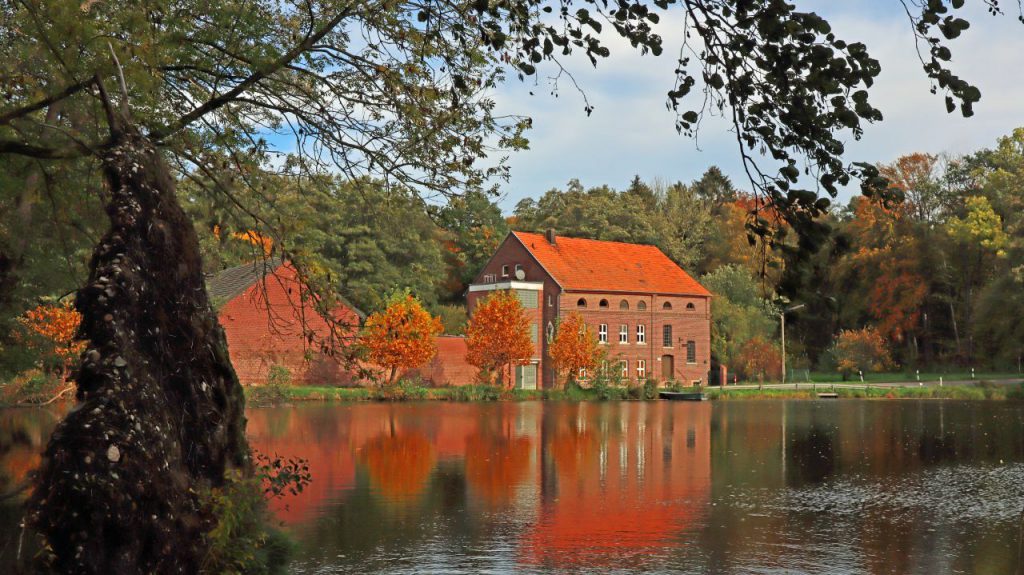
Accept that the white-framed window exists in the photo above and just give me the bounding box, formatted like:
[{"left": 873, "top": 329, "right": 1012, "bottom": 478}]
[
  {"left": 619, "top": 324, "right": 628, "bottom": 343},
  {"left": 637, "top": 360, "right": 646, "bottom": 379},
  {"left": 501, "top": 264, "right": 509, "bottom": 277},
  {"left": 637, "top": 324, "right": 646, "bottom": 344},
  {"left": 579, "top": 367, "right": 588, "bottom": 382},
  {"left": 620, "top": 360, "right": 628, "bottom": 378},
  {"left": 599, "top": 324, "right": 608, "bottom": 343}
]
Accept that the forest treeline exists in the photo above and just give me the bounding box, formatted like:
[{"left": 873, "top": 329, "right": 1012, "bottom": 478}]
[{"left": 3, "top": 129, "right": 1023, "bottom": 381}]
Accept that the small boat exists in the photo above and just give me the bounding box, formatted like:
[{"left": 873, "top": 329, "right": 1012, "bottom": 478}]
[{"left": 659, "top": 391, "right": 708, "bottom": 401}]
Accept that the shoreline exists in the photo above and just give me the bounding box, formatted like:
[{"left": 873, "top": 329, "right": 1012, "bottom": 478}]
[{"left": 246, "top": 379, "right": 1024, "bottom": 405}]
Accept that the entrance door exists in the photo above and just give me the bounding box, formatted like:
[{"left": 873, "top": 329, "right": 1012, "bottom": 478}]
[
  {"left": 661, "top": 355, "right": 674, "bottom": 382},
  {"left": 516, "top": 364, "right": 538, "bottom": 390}
]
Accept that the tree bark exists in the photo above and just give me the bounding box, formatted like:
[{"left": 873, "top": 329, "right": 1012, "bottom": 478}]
[{"left": 28, "top": 126, "right": 249, "bottom": 574}]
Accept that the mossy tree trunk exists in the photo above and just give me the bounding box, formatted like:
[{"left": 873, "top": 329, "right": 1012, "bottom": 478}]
[{"left": 28, "top": 125, "right": 249, "bottom": 574}]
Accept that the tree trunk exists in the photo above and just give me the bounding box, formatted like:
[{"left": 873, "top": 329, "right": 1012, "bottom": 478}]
[{"left": 28, "top": 127, "right": 249, "bottom": 574}]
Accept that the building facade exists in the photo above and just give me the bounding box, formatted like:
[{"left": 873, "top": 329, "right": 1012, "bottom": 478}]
[
  {"left": 208, "top": 259, "right": 364, "bottom": 386},
  {"left": 467, "top": 231, "right": 712, "bottom": 389}
]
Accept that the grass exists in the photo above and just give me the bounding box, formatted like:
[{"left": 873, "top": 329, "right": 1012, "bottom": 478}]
[
  {"left": 246, "top": 382, "right": 658, "bottom": 404},
  {"left": 784, "top": 370, "right": 1021, "bottom": 385},
  {"left": 709, "top": 381, "right": 1024, "bottom": 401},
  {"left": 245, "top": 379, "right": 1024, "bottom": 404}
]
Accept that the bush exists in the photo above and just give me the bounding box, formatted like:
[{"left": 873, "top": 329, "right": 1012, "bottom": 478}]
[
  {"left": 201, "top": 475, "right": 293, "bottom": 574},
  {"left": 248, "top": 366, "right": 291, "bottom": 406},
  {"left": 0, "top": 369, "right": 70, "bottom": 404},
  {"left": 642, "top": 378, "right": 659, "bottom": 400},
  {"left": 833, "top": 328, "right": 892, "bottom": 379}
]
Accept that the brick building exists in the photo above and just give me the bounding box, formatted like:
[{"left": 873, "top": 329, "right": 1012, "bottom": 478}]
[
  {"left": 207, "top": 259, "right": 364, "bottom": 386},
  {"left": 467, "top": 231, "right": 712, "bottom": 389}
]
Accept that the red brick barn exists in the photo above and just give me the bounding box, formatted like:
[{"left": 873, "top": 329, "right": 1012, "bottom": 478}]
[
  {"left": 467, "top": 231, "right": 712, "bottom": 389},
  {"left": 207, "top": 259, "right": 364, "bottom": 386}
]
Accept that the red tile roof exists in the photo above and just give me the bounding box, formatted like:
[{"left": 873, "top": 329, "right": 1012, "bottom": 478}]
[{"left": 512, "top": 231, "right": 711, "bottom": 296}]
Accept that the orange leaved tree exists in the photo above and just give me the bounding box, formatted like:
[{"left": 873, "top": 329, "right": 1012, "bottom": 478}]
[
  {"left": 18, "top": 301, "right": 85, "bottom": 379},
  {"left": 465, "top": 290, "right": 533, "bottom": 388},
  {"left": 547, "top": 312, "right": 603, "bottom": 388},
  {"left": 361, "top": 293, "right": 443, "bottom": 386},
  {"left": 735, "top": 336, "right": 782, "bottom": 384},
  {"left": 833, "top": 328, "right": 892, "bottom": 380}
]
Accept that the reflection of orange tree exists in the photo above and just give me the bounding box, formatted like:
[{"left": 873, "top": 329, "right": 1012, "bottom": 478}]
[
  {"left": 464, "top": 432, "right": 531, "bottom": 506},
  {"left": 359, "top": 432, "right": 435, "bottom": 497},
  {"left": 549, "top": 424, "right": 598, "bottom": 479}
]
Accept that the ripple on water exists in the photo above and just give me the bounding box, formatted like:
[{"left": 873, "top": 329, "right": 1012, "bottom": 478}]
[{"left": 735, "top": 463, "right": 1024, "bottom": 523}]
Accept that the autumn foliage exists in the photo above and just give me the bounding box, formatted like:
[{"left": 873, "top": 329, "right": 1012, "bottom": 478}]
[
  {"left": 833, "top": 328, "right": 892, "bottom": 378},
  {"left": 18, "top": 301, "right": 85, "bottom": 379},
  {"left": 465, "top": 290, "right": 533, "bottom": 388},
  {"left": 361, "top": 293, "right": 443, "bottom": 385},
  {"left": 735, "top": 337, "right": 782, "bottom": 383},
  {"left": 547, "top": 312, "right": 603, "bottom": 388}
]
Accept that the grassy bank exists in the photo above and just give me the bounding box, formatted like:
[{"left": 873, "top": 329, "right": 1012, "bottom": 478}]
[
  {"left": 247, "top": 380, "right": 1024, "bottom": 405},
  {"left": 709, "top": 381, "right": 1024, "bottom": 401},
  {"left": 783, "top": 370, "right": 1021, "bottom": 385}
]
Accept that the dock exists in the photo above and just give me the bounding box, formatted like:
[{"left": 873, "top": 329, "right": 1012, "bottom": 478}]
[
  {"left": 817, "top": 392, "right": 839, "bottom": 399},
  {"left": 659, "top": 391, "right": 708, "bottom": 401}
]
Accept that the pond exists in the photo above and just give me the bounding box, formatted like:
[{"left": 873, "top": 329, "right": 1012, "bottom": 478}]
[{"left": 2, "top": 400, "right": 1023, "bottom": 573}]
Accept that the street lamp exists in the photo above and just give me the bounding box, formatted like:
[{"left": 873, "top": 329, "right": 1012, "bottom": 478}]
[{"left": 781, "top": 304, "right": 805, "bottom": 385}]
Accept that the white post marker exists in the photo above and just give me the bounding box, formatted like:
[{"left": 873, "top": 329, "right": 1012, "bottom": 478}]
[{"left": 939, "top": 376, "right": 943, "bottom": 387}]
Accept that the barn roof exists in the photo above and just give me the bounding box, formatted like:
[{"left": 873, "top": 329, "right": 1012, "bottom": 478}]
[{"left": 511, "top": 231, "right": 711, "bottom": 296}]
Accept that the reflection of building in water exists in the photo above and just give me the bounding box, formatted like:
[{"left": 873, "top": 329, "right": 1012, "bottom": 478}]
[
  {"left": 519, "top": 402, "right": 712, "bottom": 569},
  {"left": 247, "top": 402, "right": 711, "bottom": 571}
]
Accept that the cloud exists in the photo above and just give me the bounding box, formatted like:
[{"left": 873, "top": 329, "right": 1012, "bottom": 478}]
[{"left": 492, "top": 2, "right": 1024, "bottom": 211}]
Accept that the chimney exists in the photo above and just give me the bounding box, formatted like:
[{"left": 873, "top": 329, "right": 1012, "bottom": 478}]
[{"left": 545, "top": 229, "right": 556, "bottom": 245}]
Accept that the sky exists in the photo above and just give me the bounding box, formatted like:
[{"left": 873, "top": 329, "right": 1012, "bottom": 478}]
[{"left": 487, "top": 1, "right": 1024, "bottom": 213}]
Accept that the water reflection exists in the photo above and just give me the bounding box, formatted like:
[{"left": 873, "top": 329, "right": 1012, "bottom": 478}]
[{"left": 3, "top": 400, "right": 1023, "bottom": 573}]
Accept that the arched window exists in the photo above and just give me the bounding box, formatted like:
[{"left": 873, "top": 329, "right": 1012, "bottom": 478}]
[
  {"left": 619, "top": 299, "right": 629, "bottom": 310},
  {"left": 599, "top": 299, "right": 609, "bottom": 309},
  {"left": 686, "top": 302, "right": 696, "bottom": 311},
  {"left": 637, "top": 301, "right": 647, "bottom": 311},
  {"left": 577, "top": 298, "right": 587, "bottom": 308},
  {"left": 662, "top": 302, "right": 672, "bottom": 310}
]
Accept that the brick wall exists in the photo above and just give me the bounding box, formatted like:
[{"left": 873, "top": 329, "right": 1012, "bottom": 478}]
[
  {"left": 404, "top": 336, "right": 478, "bottom": 386},
  {"left": 217, "top": 264, "right": 360, "bottom": 386},
  {"left": 558, "top": 291, "right": 712, "bottom": 386}
]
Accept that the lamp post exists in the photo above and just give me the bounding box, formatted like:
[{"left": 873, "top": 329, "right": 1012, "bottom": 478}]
[{"left": 781, "top": 304, "right": 805, "bottom": 385}]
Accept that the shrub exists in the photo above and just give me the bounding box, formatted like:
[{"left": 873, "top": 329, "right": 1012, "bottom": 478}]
[
  {"left": 833, "top": 327, "right": 892, "bottom": 379},
  {"left": 249, "top": 366, "right": 291, "bottom": 406},
  {"left": 201, "top": 451, "right": 310, "bottom": 574},
  {"left": 735, "top": 337, "right": 782, "bottom": 382},
  {"left": 643, "top": 378, "right": 659, "bottom": 400}
]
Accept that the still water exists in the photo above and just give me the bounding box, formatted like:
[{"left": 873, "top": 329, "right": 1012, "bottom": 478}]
[{"left": 2, "top": 400, "right": 1023, "bottom": 573}]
